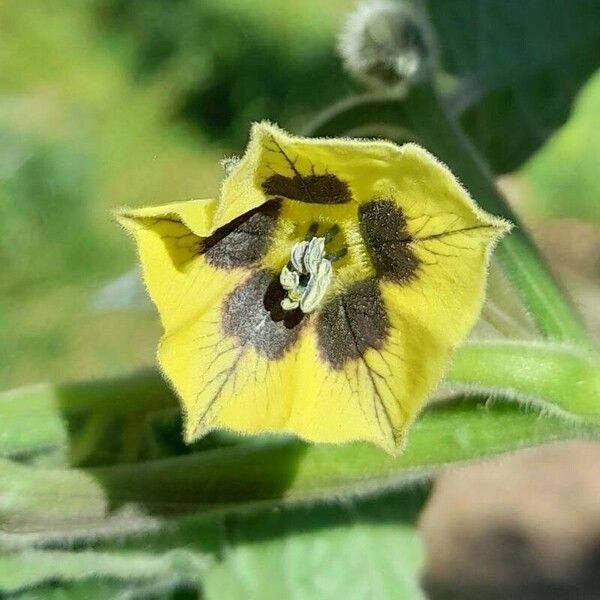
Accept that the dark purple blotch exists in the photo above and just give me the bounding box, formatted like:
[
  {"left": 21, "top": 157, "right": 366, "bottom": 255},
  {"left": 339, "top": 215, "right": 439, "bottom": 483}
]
[
  {"left": 262, "top": 173, "right": 351, "bottom": 204},
  {"left": 222, "top": 269, "right": 305, "bottom": 359},
  {"left": 359, "top": 200, "right": 419, "bottom": 283},
  {"left": 203, "top": 200, "right": 281, "bottom": 269},
  {"left": 317, "top": 278, "right": 388, "bottom": 369}
]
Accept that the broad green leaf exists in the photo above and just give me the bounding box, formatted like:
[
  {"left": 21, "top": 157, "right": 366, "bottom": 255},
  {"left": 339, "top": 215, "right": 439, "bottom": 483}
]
[
  {"left": 426, "top": 0, "right": 600, "bottom": 172},
  {"left": 0, "top": 370, "right": 175, "bottom": 465},
  {"left": 202, "top": 488, "right": 428, "bottom": 600},
  {"left": 2, "top": 491, "right": 427, "bottom": 599},
  {"left": 525, "top": 70, "right": 600, "bottom": 220}
]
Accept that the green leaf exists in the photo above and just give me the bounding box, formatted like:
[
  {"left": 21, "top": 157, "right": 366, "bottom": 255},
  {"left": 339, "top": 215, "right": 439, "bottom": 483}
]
[
  {"left": 2, "top": 491, "right": 427, "bottom": 599},
  {"left": 524, "top": 70, "right": 600, "bottom": 220},
  {"left": 202, "top": 488, "right": 428, "bottom": 600},
  {"left": 427, "top": 0, "right": 600, "bottom": 172},
  {"left": 0, "top": 370, "right": 175, "bottom": 464}
]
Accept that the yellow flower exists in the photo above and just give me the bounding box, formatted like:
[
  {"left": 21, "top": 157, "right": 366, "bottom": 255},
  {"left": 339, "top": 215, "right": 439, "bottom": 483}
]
[{"left": 118, "top": 122, "right": 510, "bottom": 453}]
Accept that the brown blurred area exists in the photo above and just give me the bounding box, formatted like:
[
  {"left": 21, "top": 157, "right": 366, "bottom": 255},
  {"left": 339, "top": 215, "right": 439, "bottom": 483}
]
[
  {"left": 423, "top": 441, "right": 600, "bottom": 599},
  {"left": 422, "top": 183, "right": 600, "bottom": 599}
]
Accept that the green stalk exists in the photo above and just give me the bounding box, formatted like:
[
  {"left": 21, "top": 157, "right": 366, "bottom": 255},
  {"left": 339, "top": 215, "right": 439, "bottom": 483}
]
[
  {"left": 2, "top": 339, "right": 598, "bottom": 542},
  {"left": 448, "top": 341, "right": 600, "bottom": 417},
  {"left": 2, "top": 395, "right": 597, "bottom": 543},
  {"left": 307, "top": 83, "right": 590, "bottom": 345}
]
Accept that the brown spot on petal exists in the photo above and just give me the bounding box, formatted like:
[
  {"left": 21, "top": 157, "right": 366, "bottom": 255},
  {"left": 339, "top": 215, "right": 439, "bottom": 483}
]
[
  {"left": 262, "top": 173, "right": 351, "bottom": 204},
  {"left": 203, "top": 200, "right": 280, "bottom": 269},
  {"left": 317, "top": 278, "right": 388, "bottom": 369},
  {"left": 359, "top": 200, "right": 419, "bottom": 283},
  {"left": 222, "top": 269, "right": 305, "bottom": 359}
]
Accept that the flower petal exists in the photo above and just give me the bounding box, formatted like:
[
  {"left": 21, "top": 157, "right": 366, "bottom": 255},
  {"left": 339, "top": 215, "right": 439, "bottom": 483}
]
[
  {"left": 356, "top": 143, "right": 511, "bottom": 251},
  {"left": 161, "top": 269, "right": 306, "bottom": 442},
  {"left": 225, "top": 121, "right": 355, "bottom": 210},
  {"left": 150, "top": 263, "right": 396, "bottom": 450},
  {"left": 116, "top": 199, "right": 280, "bottom": 332},
  {"left": 117, "top": 200, "right": 218, "bottom": 331},
  {"left": 168, "top": 273, "right": 399, "bottom": 450}
]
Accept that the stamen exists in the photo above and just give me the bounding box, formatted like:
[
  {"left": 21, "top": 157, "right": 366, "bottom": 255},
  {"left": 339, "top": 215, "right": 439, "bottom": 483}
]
[
  {"left": 303, "top": 237, "right": 326, "bottom": 274},
  {"left": 306, "top": 222, "right": 319, "bottom": 240},
  {"left": 291, "top": 240, "right": 309, "bottom": 272},
  {"left": 324, "top": 224, "right": 340, "bottom": 243},
  {"left": 280, "top": 236, "right": 332, "bottom": 314},
  {"left": 326, "top": 247, "right": 348, "bottom": 263}
]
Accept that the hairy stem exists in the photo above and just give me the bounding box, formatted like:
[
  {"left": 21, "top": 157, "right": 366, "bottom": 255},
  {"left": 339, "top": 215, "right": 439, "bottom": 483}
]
[
  {"left": 2, "top": 339, "right": 598, "bottom": 461},
  {"left": 448, "top": 341, "right": 600, "bottom": 418},
  {"left": 2, "top": 395, "right": 597, "bottom": 544}
]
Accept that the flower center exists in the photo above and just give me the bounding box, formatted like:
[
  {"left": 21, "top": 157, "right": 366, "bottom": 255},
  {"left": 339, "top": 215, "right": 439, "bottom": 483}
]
[{"left": 279, "top": 224, "right": 346, "bottom": 313}]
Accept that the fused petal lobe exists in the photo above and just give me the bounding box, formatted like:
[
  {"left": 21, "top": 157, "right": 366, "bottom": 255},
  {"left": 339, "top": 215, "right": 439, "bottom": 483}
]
[{"left": 120, "top": 122, "right": 511, "bottom": 454}]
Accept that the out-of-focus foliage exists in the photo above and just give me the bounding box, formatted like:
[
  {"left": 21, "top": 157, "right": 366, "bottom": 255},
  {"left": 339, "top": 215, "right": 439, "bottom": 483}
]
[
  {"left": 525, "top": 70, "right": 600, "bottom": 221},
  {"left": 0, "top": 0, "right": 355, "bottom": 387},
  {"left": 0, "top": 1, "right": 220, "bottom": 385},
  {"left": 0, "top": 0, "right": 597, "bottom": 389},
  {"left": 0, "top": 132, "right": 102, "bottom": 287},
  {"left": 428, "top": 0, "right": 600, "bottom": 174},
  {"left": 1, "top": 487, "right": 427, "bottom": 599},
  {"left": 200, "top": 489, "right": 427, "bottom": 600},
  {"left": 98, "top": 0, "right": 355, "bottom": 146}
]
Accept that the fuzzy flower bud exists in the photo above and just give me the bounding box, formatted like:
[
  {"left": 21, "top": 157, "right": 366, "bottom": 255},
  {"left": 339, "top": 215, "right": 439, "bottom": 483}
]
[{"left": 339, "top": 1, "right": 436, "bottom": 90}]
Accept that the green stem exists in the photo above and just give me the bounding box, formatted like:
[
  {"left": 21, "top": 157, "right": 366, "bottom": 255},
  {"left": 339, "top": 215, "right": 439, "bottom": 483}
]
[
  {"left": 448, "top": 342, "right": 600, "bottom": 418},
  {"left": 2, "top": 396, "right": 597, "bottom": 542},
  {"left": 307, "top": 83, "right": 590, "bottom": 345}
]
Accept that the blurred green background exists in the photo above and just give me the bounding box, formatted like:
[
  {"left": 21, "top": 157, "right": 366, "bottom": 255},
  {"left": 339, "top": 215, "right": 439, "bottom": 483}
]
[{"left": 1, "top": 0, "right": 598, "bottom": 389}]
